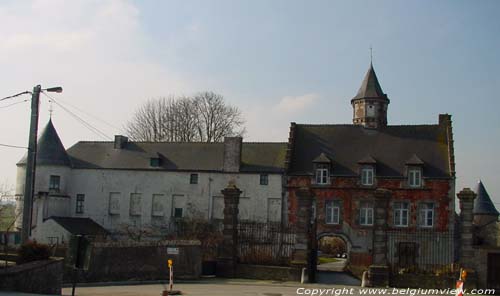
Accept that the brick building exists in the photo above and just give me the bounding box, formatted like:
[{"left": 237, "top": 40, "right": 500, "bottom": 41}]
[{"left": 285, "top": 63, "right": 456, "bottom": 267}]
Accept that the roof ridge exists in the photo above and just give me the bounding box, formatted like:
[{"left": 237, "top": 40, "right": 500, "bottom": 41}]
[{"left": 295, "top": 123, "right": 439, "bottom": 127}]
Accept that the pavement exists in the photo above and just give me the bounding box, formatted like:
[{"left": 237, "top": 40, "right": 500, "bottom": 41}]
[{"left": 317, "top": 258, "right": 347, "bottom": 272}]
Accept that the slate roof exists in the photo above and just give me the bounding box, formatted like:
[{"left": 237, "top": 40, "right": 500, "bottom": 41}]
[
  {"left": 66, "top": 141, "right": 287, "bottom": 173},
  {"left": 473, "top": 181, "right": 499, "bottom": 216},
  {"left": 352, "top": 63, "right": 388, "bottom": 101},
  {"left": 17, "top": 119, "right": 71, "bottom": 166},
  {"left": 288, "top": 124, "right": 451, "bottom": 177},
  {"left": 50, "top": 217, "right": 108, "bottom": 235}
]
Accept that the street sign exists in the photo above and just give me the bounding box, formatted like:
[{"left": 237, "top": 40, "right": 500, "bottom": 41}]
[{"left": 167, "top": 247, "right": 179, "bottom": 255}]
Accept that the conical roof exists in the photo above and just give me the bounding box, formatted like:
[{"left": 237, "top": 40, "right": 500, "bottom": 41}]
[
  {"left": 473, "top": 181, "right": 499, "bottom": 216},
  {"left": 17, "top": 119, "right": 71, "bottom": 166},
  {"left": 352, "top": 63, "right": 388, "bottom": 100}
]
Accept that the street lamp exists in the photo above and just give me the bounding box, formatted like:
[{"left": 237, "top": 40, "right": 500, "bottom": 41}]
[{"left": 21, "top": 85, "right": 63, "bottom": 244}]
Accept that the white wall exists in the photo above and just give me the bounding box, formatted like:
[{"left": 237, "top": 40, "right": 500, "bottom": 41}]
[
  {"left": 64, "top": 169, "right": 283, "bottom": 231},
  {"left": 32, "top": 218, "right": 71, "bottom": 245}
]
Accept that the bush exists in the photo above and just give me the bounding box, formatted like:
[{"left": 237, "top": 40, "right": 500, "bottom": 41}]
[{"left": 17, "top": 240, "right": 51, "bottom": 264}]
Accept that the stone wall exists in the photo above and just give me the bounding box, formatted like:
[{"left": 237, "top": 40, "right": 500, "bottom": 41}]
[
  {"left": 0, "top": 258, "right": 64, "bottom": 295},
  {"left": 235, "top": 264, "right": 301, "bottom": 282},
  {"left": 76, "top": 240, "right": 201, "bottom": 282}
]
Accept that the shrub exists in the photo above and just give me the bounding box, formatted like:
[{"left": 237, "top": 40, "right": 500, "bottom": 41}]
[{"left": 17, "top": 240, "right": 51, "bottom": 264}]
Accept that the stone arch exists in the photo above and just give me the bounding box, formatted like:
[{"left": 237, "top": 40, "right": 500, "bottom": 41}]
[{"left": 317, "top": 232, "right": 353, "bottom": 262}]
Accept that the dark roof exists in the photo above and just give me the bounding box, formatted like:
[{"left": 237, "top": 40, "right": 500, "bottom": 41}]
[
  {"left": 358, "top": 155, "right": 377, "bottom": 164},
  {"left": 17, "top": 119, "right": 71, "bottom": 166},
  {"left": 66, "top": 141, "right": 286, "bottom": 173},
  {"left": 473, "top": 181, "right": 499, "bottom": 216},
  {"left": 313, "top": 153, "right": 332, "bottom": 163},
  {"left": 288, "top": 124, "right": 451, "bottom": 177},
  {"left": 406, "top": 154, "right": 425, "bottom": 165},
  {"left": 352, "top": 63, "right": 388, "bottom": 101},
  {"left": 50, "top": 217, "right": 108, "bottom": 235}
]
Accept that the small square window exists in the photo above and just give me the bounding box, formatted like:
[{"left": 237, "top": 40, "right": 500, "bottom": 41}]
[
  {"left": 150, "top": 158, "right": 161, "bottom": 167},
  {"left": 174, "top": 208, "right": 183, "bottom": 218},
  {"left": 49, "top": 175, "right": 60, "bottom": 191},
  {"left": 190, "top": 174, "right": 198, "bottom": 184},
  {"left": 75, "top": 194, "right": 85, "bottom": 214},
  {"left": 260, "top": 174, "right": 269, "bottom": 185}
]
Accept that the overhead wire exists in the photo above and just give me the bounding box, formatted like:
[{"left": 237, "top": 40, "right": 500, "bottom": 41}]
[
  {"left": 0, "top": 90, "right": 31, "bottom": 102},
  {"left": 0, "top": 99, "right": 29, "bottom": 109},
  {"left": 42, "top": 92, "right": 112, "bottom": 140},
  {"left": 0, "top": 143, "right": 27, "bottom": 149}
]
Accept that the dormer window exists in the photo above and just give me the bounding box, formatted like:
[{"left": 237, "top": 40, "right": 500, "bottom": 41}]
[
  {"left": 312, "top": 152, "right": 332, "bottom": 185},
  {"left": 405, "top": 154, "right": 424, "bottom": 188},
  {"left": 358, "top": 156, "right": 377, "bottom": 186},
  {"left": 315, "top": 164, "right": 329, "bottom": 185},
  {"left": 408, "top": 168, "right": 422, "bottom": 187},
  {"left": 361, "top": 167, "right": 374, "bottom": 186}
]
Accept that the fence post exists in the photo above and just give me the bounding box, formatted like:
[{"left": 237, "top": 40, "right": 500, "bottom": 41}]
[
  {"left": 368, "top": 188, "right": 391, "bottom": 287},
  {"left": 457, "top": 188, "right": 476, "bottom": 270},
  {"left": 291, "top": 187, "right": 313, "bottom": 282},
  {"left": 216, "top": 181, "right": 241, "bottom": 277}
]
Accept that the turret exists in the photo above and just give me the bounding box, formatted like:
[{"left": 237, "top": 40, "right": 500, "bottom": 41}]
[{"left": 351, "top": 63, "right": 390, "bottom": 129}]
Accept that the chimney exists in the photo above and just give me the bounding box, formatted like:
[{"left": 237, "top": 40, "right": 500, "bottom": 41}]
[
  {"left": 223, "top": 137, "right": 242, "bottom": 172},
  {"left": 439, "top": 114, "right": 451, "bottom": 126},
  {"left": 114, "top": 135, "right": 128, "bottom": 149}
]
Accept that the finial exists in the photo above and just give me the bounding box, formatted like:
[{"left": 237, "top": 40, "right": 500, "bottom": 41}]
[
  {"left": 369, "top": 45, "right": 373, "bottom": 65},
  {"left": 49, "top": 100, "right": 54, "bottom": 118}
]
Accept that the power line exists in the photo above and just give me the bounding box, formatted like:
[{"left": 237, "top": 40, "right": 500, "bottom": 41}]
[
  {"left": 42, "top": 92, "right": 112, "bottom": 140},
  {"left": 1, "top": 91, "right": 31, "bottom": 102},
  {"left": 53, "top": 96, "right": 122, "bottom": 131},
  {"left": 0, "top": 99, "right": 29, "bottom": 109},
  {"left": 0, "top": 143, "right": 27, "bottom": 149}
]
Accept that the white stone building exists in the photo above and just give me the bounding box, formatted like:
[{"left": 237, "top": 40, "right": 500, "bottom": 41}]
[{"left": 15, "top": 120, "right": 286, "bottom": 244}]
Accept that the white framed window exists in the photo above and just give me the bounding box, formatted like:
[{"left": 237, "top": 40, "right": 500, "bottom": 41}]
[
  {"left": 419, "top": 203, "right": 434, "bottom": 227},
  {"left": 360, "top": 205, "right": 374, "bottom": 226},
  {"left": 129, "top": 193, "right": 142, "bottom": 216},
  {"left": 361, "top": 167, "right": 374, "bottom": 186},
  {"left": 393, "top": 202, "right": 409, "bottom": 227},
  {"left": 49, "top": 175, "right": 60, "bottom": 191},
  {"left": 315, "top": 164, "right": 329, "bottom": 185},
  {"left": 325, "top": 200, "right": 340, "bottom": 224},
  {"left": 408, "top": 168, "right": 422, "bottom": 187},
  {"left": 108, "top": 192, "right": 121, "bottom": 215},
  {"left": 151, "top": 194, "right": 165, "bottom": 217}
]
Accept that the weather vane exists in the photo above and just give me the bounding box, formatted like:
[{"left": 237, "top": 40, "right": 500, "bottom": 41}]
[
  {"left": 370, "top": 45, "right": 373, "bottom": 64},
  {"left": 49, "top": 100, "right": 54, "bottom": 118}
]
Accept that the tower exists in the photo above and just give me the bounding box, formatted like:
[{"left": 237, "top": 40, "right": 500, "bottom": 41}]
[{"left": 351, "top": 63, "right": 390, "bottom": 128}]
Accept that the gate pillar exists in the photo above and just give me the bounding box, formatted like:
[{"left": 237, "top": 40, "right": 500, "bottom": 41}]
[{"left": 368, "top": 188, "right": 391, "bottom": 286}]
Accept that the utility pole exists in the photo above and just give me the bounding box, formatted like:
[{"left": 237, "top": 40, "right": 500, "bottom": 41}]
[{"left": 21, "top": 85, "right": 41, "bottom": 244}]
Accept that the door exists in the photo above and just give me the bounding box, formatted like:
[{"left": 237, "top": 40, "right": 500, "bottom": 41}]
[{"left": 487, "top": 253, "right": 500, "bottom": 289}]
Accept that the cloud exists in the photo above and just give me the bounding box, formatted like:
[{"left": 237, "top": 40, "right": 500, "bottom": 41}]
[{"left": 274, "top": 93, "right": 319, "bottom": 114}]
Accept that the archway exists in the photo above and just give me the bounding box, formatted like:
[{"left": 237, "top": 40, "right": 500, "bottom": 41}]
[
  {"left": 314, "top": 233, "right": 361, "bottom": 286},
  {"left": 316, "top": 233, "right": 351, "bottom": 272}
]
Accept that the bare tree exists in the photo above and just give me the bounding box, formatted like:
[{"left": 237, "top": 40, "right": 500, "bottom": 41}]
[{"left": 125, "top": 92, "right": 245, "bottom": 142}]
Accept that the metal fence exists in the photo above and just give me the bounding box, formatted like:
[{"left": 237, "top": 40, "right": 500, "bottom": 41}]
[
  {"left": 387, "top": 229, "right": 457, "bottom": 275},
  {"left": 237, "top": 222, "right": 296, "bottom": 266}
]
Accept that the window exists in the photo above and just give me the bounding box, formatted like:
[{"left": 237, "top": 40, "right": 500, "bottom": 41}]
[
  {"left": 150, "top": 157, "right": 161, "bottom": 167},
  {"left": 361, "top": 167, "right": 374, "bottom": 186},
  {"left": 75, "top": 194, "right": 85, "bottom": 214},
  {"left": 394, "top": 202, "right": 409, "bottom": 227},
  {"left": 129, "top": 193, "right": 142, "bottom": 216},
  {"left": 151, "top": 194, "right": 165, "bottom": 217},
  {"left": 360, "top": 204, "right": 373, "bottom": 226},
  {"left": 190, "top": 173, "right": 198, "bottom": 184},
  {"left": 325, "top": 200, "right": 340, "bottom": 224},
  {"left": 174, "top": 208, "right": 183, "bottom": 218},
  {"left": 315, "top": 164, "right": 329, "bottom": 185},
  {"left": 49, "top": 175, "right": 60, "bottom": 191},
  {"left": 260, "top": 174, "right": 269, "bottom": 185},
  {"left": 408, "top": 168, "right": 422, "bottom": 187},
  {"left": 108, "top": 192, "right": 121, "bottom": 215},
  {"left": 419, "top": 203, "right": 434, "bottom": 227}
]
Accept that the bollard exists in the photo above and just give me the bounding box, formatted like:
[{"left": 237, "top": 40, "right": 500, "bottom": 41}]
[{"left": 162, "top": 259, "right": 181, "bottom": 296}]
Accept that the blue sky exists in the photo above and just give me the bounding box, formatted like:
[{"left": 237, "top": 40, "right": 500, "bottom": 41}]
[{"left": 0, "top": 0, "right": 499, "bottom": 207}]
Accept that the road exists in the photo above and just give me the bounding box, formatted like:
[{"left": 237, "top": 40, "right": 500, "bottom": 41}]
[{"left": 317, "top": 258, "right": 347, "bottom": 272}]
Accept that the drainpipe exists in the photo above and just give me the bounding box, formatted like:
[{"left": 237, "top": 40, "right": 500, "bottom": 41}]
[{"left": 208, "top": 176, "right": 213, "bottom": 221}]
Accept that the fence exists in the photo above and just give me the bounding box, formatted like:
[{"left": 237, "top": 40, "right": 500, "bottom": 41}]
[
  {"left": 237, "top": 222, "right": 295, "bottom": 266},
  {"left": 387, "top": 229, "right": 457, "bottom": 275}
]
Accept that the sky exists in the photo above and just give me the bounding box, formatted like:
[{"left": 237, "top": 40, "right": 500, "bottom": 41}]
[{"left": 0, "top": 0, "right": 499, "bottom": 208}]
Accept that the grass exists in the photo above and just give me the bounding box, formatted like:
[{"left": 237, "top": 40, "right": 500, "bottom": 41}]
[{"left": 318, "top": 256, "right": 340, "bottom": 264}]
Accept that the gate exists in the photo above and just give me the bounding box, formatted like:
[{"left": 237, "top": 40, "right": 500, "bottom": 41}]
[{"left": 487, "top": 253, "right": 500, "bottom": 290}]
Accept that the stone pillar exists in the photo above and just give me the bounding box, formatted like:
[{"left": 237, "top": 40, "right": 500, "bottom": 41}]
[
  {"left": 457, "top": 188, "right": 477, "bottom": 269},
  {"left": 291, "top": 187, "right": 313, "bottom": 269},
  {"left": 368, "top": 188, "right": 391, "bottom": 287},
  {"left": 216, "top": 182, "right": 241, "bottom": 277}
]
